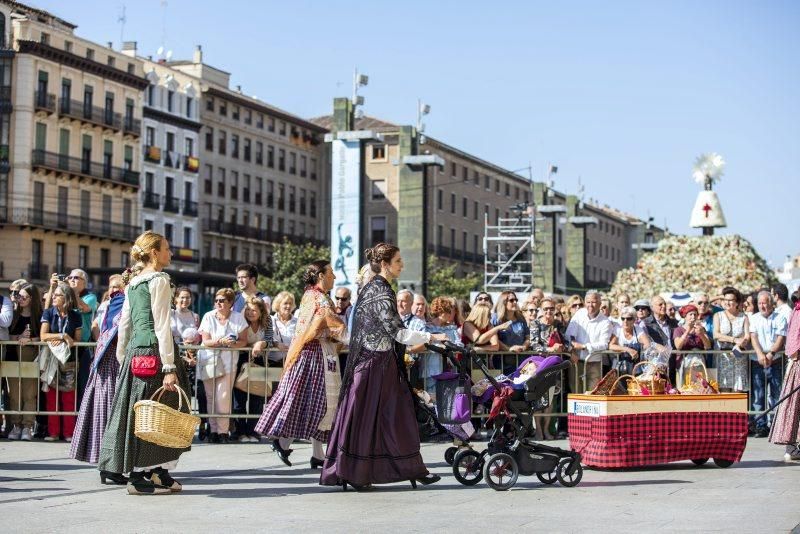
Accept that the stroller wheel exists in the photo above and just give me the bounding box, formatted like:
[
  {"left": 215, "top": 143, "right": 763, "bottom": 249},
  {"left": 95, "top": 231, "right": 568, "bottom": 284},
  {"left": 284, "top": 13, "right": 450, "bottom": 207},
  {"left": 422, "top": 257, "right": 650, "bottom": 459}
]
[
  {"left": 483, "top": 453, "right": 518, "bottom": 491},
  {"left": 556, "top": 458, "right": 583, "bottom": 487},
  {"left": 690, "top": 458, "right": 709, "bottom": 466},
  {"left": 713, "top": 458, "right": 734, "bottom": 468},
  {"left": 535, "top": 467, "right": 558, "bottom": 485},
  {"left": 444, "top": 446, "right": 458, "bottom": 466},
  {"left": 453, "top": 449, "right": 484, "bottom": 486}
]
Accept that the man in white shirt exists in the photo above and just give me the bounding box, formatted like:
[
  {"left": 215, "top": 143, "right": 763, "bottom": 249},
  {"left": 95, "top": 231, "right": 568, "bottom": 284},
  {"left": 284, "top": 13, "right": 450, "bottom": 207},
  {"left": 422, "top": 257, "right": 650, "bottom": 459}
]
[
  {"left": 566, "top": 291, "right": 612, "bottom": 393},
  {"left": 772, "top": 283, "right": 792, "bottom": 326},
  {"left": 749, "top": 290, "right": 787, "bottom": 437}
]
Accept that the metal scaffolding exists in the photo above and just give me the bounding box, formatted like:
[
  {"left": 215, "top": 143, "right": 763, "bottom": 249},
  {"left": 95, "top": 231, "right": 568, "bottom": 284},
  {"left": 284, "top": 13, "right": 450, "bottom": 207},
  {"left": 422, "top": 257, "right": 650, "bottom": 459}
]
[{"left": 483, "top": 205, "right": 537, "bottom": 293}]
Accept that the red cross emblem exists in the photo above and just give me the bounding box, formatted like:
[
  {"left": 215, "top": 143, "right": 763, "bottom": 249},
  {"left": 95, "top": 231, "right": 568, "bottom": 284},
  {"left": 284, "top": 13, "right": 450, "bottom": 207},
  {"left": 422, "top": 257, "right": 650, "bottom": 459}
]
[{"left": 702, "top": 203, "right": 712, "bottom": 218}]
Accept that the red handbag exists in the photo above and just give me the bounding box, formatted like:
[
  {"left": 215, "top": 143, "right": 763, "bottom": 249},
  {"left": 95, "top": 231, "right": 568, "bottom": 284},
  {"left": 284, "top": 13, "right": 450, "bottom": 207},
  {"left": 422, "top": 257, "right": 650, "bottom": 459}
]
[{"left": 131, "top": 354, "right": 159, "bottom": 378}]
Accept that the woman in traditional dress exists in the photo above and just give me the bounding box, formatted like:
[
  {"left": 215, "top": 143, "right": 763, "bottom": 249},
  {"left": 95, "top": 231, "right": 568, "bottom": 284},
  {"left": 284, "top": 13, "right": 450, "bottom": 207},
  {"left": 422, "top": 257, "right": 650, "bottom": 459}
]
[
  {"left": 69, "top": 275, "right": 127, "bottom": 484},
  {"left": 255, "top": 260, "right": 345, "bottom": 469},
  {"left": 98, "top": 231, "right": 190, "bottom": 496},
  {"left": 320, "top": 243, "right": 447, "bottom": 490},
  {"left": 769, "top": 292, "right": 800, "bottom": 462}
]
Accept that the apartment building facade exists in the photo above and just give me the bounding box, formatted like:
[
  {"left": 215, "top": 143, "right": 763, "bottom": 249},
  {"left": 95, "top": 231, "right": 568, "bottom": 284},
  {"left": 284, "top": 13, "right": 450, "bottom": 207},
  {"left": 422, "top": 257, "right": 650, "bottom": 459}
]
[
  {"left": 127, "top": 46, "right": 202, "bottom": 273},
  {"left": 169, "top": 48, "right": 329, "bottom": 277},
  {"left": 316, "top": 107, "right": 666, "bottom": 296},
  {"left": 0, "top": 2, "right": 145, "bottom": 286}
]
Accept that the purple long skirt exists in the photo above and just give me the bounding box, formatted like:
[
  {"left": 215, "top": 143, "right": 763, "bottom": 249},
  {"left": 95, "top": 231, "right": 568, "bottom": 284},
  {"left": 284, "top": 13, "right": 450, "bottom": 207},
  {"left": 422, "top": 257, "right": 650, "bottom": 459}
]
[
  {"left": 320, "top": 349, "right": 428, "bottom": 487},
  {"left": 69, "top": 341, "right": 119, "bottom": 464}
]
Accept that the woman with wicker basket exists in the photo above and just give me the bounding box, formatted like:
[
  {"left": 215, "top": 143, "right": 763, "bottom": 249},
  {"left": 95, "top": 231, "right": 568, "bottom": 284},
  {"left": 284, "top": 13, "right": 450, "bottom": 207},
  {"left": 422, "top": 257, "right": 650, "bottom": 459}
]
[
  {"left": 98, "top": 231, "right": 191, "bottom": 496},
  {"left": 255, "top": 260, "right": 346, "bottom": 469}
]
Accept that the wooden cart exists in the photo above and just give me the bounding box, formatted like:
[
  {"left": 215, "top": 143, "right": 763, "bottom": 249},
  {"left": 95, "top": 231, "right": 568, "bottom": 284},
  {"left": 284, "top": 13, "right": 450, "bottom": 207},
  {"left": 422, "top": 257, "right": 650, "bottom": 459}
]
[{"left": 567, "top": 393, "right": 748, "bottom": 468}]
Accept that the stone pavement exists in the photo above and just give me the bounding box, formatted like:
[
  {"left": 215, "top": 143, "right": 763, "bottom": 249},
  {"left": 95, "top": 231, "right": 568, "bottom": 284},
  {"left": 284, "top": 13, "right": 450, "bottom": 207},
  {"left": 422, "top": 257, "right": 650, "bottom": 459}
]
[{"left": 1, "top": 437, "right": 799, "bottom": 533}]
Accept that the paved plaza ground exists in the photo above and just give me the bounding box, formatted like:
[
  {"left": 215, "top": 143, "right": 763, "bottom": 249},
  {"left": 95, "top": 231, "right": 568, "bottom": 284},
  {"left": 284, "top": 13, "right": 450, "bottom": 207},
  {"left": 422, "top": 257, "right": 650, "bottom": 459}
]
[{"left": 1, "top": 436, "right": 799, "bottom": 533}]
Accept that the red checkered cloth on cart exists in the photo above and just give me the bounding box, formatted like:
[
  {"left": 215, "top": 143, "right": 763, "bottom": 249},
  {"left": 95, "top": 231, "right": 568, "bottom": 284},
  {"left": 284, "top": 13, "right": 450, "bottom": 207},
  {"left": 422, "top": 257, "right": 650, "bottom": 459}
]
[{"left": 568, "top": 411, "right": 748, "bottom": 468}]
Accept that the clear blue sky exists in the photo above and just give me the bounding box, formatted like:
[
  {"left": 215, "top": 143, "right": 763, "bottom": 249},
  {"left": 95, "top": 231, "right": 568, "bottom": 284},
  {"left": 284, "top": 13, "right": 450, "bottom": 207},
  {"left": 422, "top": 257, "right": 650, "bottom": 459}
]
[{"left": 33, "top": 0, "right": 800, "bottom": 268}]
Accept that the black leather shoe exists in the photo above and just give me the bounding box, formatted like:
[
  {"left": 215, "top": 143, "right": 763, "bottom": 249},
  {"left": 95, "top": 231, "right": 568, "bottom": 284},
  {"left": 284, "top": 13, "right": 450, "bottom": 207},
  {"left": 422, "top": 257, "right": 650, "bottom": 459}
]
[
  {"left": 310, "top": 457, "right": 324, "bottom": 469},
  {"left": 100, "top": 471, "right": 128, "bottom": 485},
  {"left": 413, "top": 473, "right": 441, "bottom": 486},
  {"left": 198, "top": 422, "right": 208, "bottom": 441},
  {"left": 272, "top": 440, "right": 293, "bottom": 467}
]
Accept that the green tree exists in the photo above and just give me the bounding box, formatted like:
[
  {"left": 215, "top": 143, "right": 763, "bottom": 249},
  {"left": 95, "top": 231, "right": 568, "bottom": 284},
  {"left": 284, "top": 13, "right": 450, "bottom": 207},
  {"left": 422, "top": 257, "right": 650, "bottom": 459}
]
[
  {"left": 257, "top": 240, "right": 330, "bottom": 303},
  {"left": 426, "top": 255, "right": 481, "bottom": 300}
]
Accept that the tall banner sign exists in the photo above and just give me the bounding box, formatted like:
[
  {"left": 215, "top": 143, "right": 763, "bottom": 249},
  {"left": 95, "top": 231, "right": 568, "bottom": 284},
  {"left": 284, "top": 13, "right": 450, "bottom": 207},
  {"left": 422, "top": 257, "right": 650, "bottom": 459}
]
[{"left": 330, "top": 138, "right": 361, "bottom": 296}]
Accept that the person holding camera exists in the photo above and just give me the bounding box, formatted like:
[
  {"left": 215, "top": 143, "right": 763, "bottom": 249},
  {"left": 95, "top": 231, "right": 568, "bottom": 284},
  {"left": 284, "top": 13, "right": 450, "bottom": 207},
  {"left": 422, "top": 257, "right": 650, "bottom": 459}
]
[
  {"left": 39, "top": 282, "right": 83, "bottom": 442},
  {"left": 672, "top": 304, "right": 712, "bottom": 382},
  {"left": 198, "top": 288, "right": 248, "bottom": 443},
  {"left": 46, "top": 270, "right": 98, "bottom": 405}
]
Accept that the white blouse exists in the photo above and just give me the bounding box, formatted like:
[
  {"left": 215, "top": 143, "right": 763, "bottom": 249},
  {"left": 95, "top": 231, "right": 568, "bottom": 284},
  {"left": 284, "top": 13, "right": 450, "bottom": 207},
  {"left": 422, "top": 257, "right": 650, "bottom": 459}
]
[
  {"left": 271, "top": 313, "right": 298, "bottom": 362},
  {"left": 198, "top": 310, "right": 248, "bottom": 378}
]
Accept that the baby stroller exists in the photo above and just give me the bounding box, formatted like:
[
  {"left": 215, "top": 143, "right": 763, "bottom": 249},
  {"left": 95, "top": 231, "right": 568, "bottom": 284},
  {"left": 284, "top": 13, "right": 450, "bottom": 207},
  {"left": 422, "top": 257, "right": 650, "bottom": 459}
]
[
  {"left": 413, "top": 344, "right": 475, "bottom": 464},
  {"left": 429, "top": 342, "right": 582, "bottom": 491}
]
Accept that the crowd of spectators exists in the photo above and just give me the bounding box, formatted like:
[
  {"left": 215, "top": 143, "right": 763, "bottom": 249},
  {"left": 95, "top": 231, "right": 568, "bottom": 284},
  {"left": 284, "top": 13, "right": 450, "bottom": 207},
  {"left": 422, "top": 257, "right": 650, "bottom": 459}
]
[{"left": 1, "top": 258, "right": 796, "bottom": 443}]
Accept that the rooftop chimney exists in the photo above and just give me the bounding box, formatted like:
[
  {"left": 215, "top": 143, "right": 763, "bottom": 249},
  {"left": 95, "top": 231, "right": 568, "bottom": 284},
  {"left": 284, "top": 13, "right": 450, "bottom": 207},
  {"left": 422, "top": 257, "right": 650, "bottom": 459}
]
[
  {"left": 193, "top": 45, "right": 203, "bottom": 64},
  {"left": 236, "top": 85, "right": 242, "bottom": 93},
  {"left": 121, "top": 41, "right": 137, "bottom": 58},
  {"left": 107, "top": 41, "right": 113, "bottom": 49}
]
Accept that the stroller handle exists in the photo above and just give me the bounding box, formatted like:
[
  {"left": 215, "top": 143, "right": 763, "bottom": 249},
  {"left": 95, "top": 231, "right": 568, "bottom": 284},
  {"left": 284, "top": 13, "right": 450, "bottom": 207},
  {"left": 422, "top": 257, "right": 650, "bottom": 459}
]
[{"left": 424, "top": 342, "right": 469, "bottom": 372}]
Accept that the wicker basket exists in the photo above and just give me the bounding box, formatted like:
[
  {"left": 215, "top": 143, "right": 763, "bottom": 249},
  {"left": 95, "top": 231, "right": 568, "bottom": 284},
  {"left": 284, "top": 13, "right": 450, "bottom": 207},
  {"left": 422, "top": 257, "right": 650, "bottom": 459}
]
[
  {"left": 679, "top": 357, "right": 719, "bottom": 394},
  {"left": 626, "top": 362, "right": 666, "bottom": 395},
  {"left": 134, "top": 385, "right": 199, "bottom": 448}
]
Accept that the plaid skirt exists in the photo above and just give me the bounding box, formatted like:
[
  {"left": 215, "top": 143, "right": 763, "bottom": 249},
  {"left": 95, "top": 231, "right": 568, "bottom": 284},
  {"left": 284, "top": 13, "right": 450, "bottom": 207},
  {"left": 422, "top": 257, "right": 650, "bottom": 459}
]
[
  {"left": 69, "top": 339, "right": 119, "bottom": 463},
  {"left": 770, "top": 359, "right": 800, "bottom": 445},
  {"left": 255, "top": 340, "right": 328, "bottom": 441},
  {"left": 97, "top": 346, "right": 190, "bottom": 474}
]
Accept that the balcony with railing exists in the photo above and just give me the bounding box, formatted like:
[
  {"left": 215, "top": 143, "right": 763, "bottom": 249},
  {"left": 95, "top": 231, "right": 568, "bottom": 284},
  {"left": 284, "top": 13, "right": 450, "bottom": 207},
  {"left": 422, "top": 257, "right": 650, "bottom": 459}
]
[
  {"left": 183, "top": 199, "right": 198, "bottom": 217},
  {"left": 123, "top": 116, "right": 141, "bottom": 136},
  {"left": 171, "top": 247, "right": 200, "bottom": 264},
  {"left": 202, "top": 219, "right": 326, "bottom": 247},
  {"left": 27, "top": 262, "right": 50, "bottom": 281},
  {"left": 144, "top": 145, "right": 161, "bottom": 163},
  {"left": 143, "top": 191, "right": 160, "bottom": 209},
  {"left": 0, "top": 144, "right": 9, "bottom": 174},
  {"left": 34, "top": 91, "right": 56, "bottom": 113},
  {"left": 184, "top": 155, "right": 199, "bottom": 173},
  {"left": 58, "top": 98, "right": 123, "bottom": 131},
  {"left": 201, "top": 257, "right": 241, "bottom": 274},
  {"left": 31, "top": 149, "right": 139, "bottom": 188},
  {"left": 0, "top": 85, "right": 11, "bottom": 113},
  {"left": 10, "top": 208, "right": 139, "bottom": 242},
  {"left": 163, "top": 196, "right": 181, "bottom": 213}
]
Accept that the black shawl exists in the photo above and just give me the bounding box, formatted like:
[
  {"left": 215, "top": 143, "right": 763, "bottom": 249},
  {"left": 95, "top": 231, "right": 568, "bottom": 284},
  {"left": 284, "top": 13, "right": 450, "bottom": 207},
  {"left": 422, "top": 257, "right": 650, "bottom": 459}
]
[{"left": 339, "top": 275, "right": 406, "bottom": 401}]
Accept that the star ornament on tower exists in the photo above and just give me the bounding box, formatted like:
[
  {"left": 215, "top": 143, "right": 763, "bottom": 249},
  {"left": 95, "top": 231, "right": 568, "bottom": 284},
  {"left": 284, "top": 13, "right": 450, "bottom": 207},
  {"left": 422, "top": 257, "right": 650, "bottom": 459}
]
[{"left": 689, "top": 152, "right": 727, "bottom": 235}]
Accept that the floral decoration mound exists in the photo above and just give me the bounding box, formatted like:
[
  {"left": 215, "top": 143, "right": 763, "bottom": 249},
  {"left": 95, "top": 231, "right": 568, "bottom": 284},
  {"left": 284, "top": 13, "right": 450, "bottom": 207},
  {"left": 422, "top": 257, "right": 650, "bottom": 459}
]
[{"left": 610, "top": 235, "right": 777, "bottom": 300}]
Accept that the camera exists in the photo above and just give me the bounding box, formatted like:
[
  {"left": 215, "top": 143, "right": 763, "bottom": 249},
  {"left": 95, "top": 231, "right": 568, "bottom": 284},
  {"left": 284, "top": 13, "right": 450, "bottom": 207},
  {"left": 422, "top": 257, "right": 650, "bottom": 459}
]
[{"left": 56, "top": 274, "right": 67, "bottom": 281}]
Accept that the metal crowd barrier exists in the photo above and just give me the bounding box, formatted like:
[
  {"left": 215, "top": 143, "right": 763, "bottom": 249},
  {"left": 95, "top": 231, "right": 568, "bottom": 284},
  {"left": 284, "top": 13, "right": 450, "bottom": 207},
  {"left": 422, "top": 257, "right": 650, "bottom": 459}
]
[{"left": 0, "top": 341, "right": 788, "bottom": 430}]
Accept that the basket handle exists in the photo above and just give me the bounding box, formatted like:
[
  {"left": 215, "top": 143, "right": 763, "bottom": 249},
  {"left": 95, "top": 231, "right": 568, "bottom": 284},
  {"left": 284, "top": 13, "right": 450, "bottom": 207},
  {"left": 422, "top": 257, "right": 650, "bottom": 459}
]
[
  {"left": 631, "top": 361, "right": 654, "bottom": 375},
  {"left": 610, "top": 374, "right": 635, "bottom": 393},
  {"left": 150, "top": 384, "right": 191, "bottom": 412},
  {"left": 681, "top": 354, "right": 709, "bottom": 388}
]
